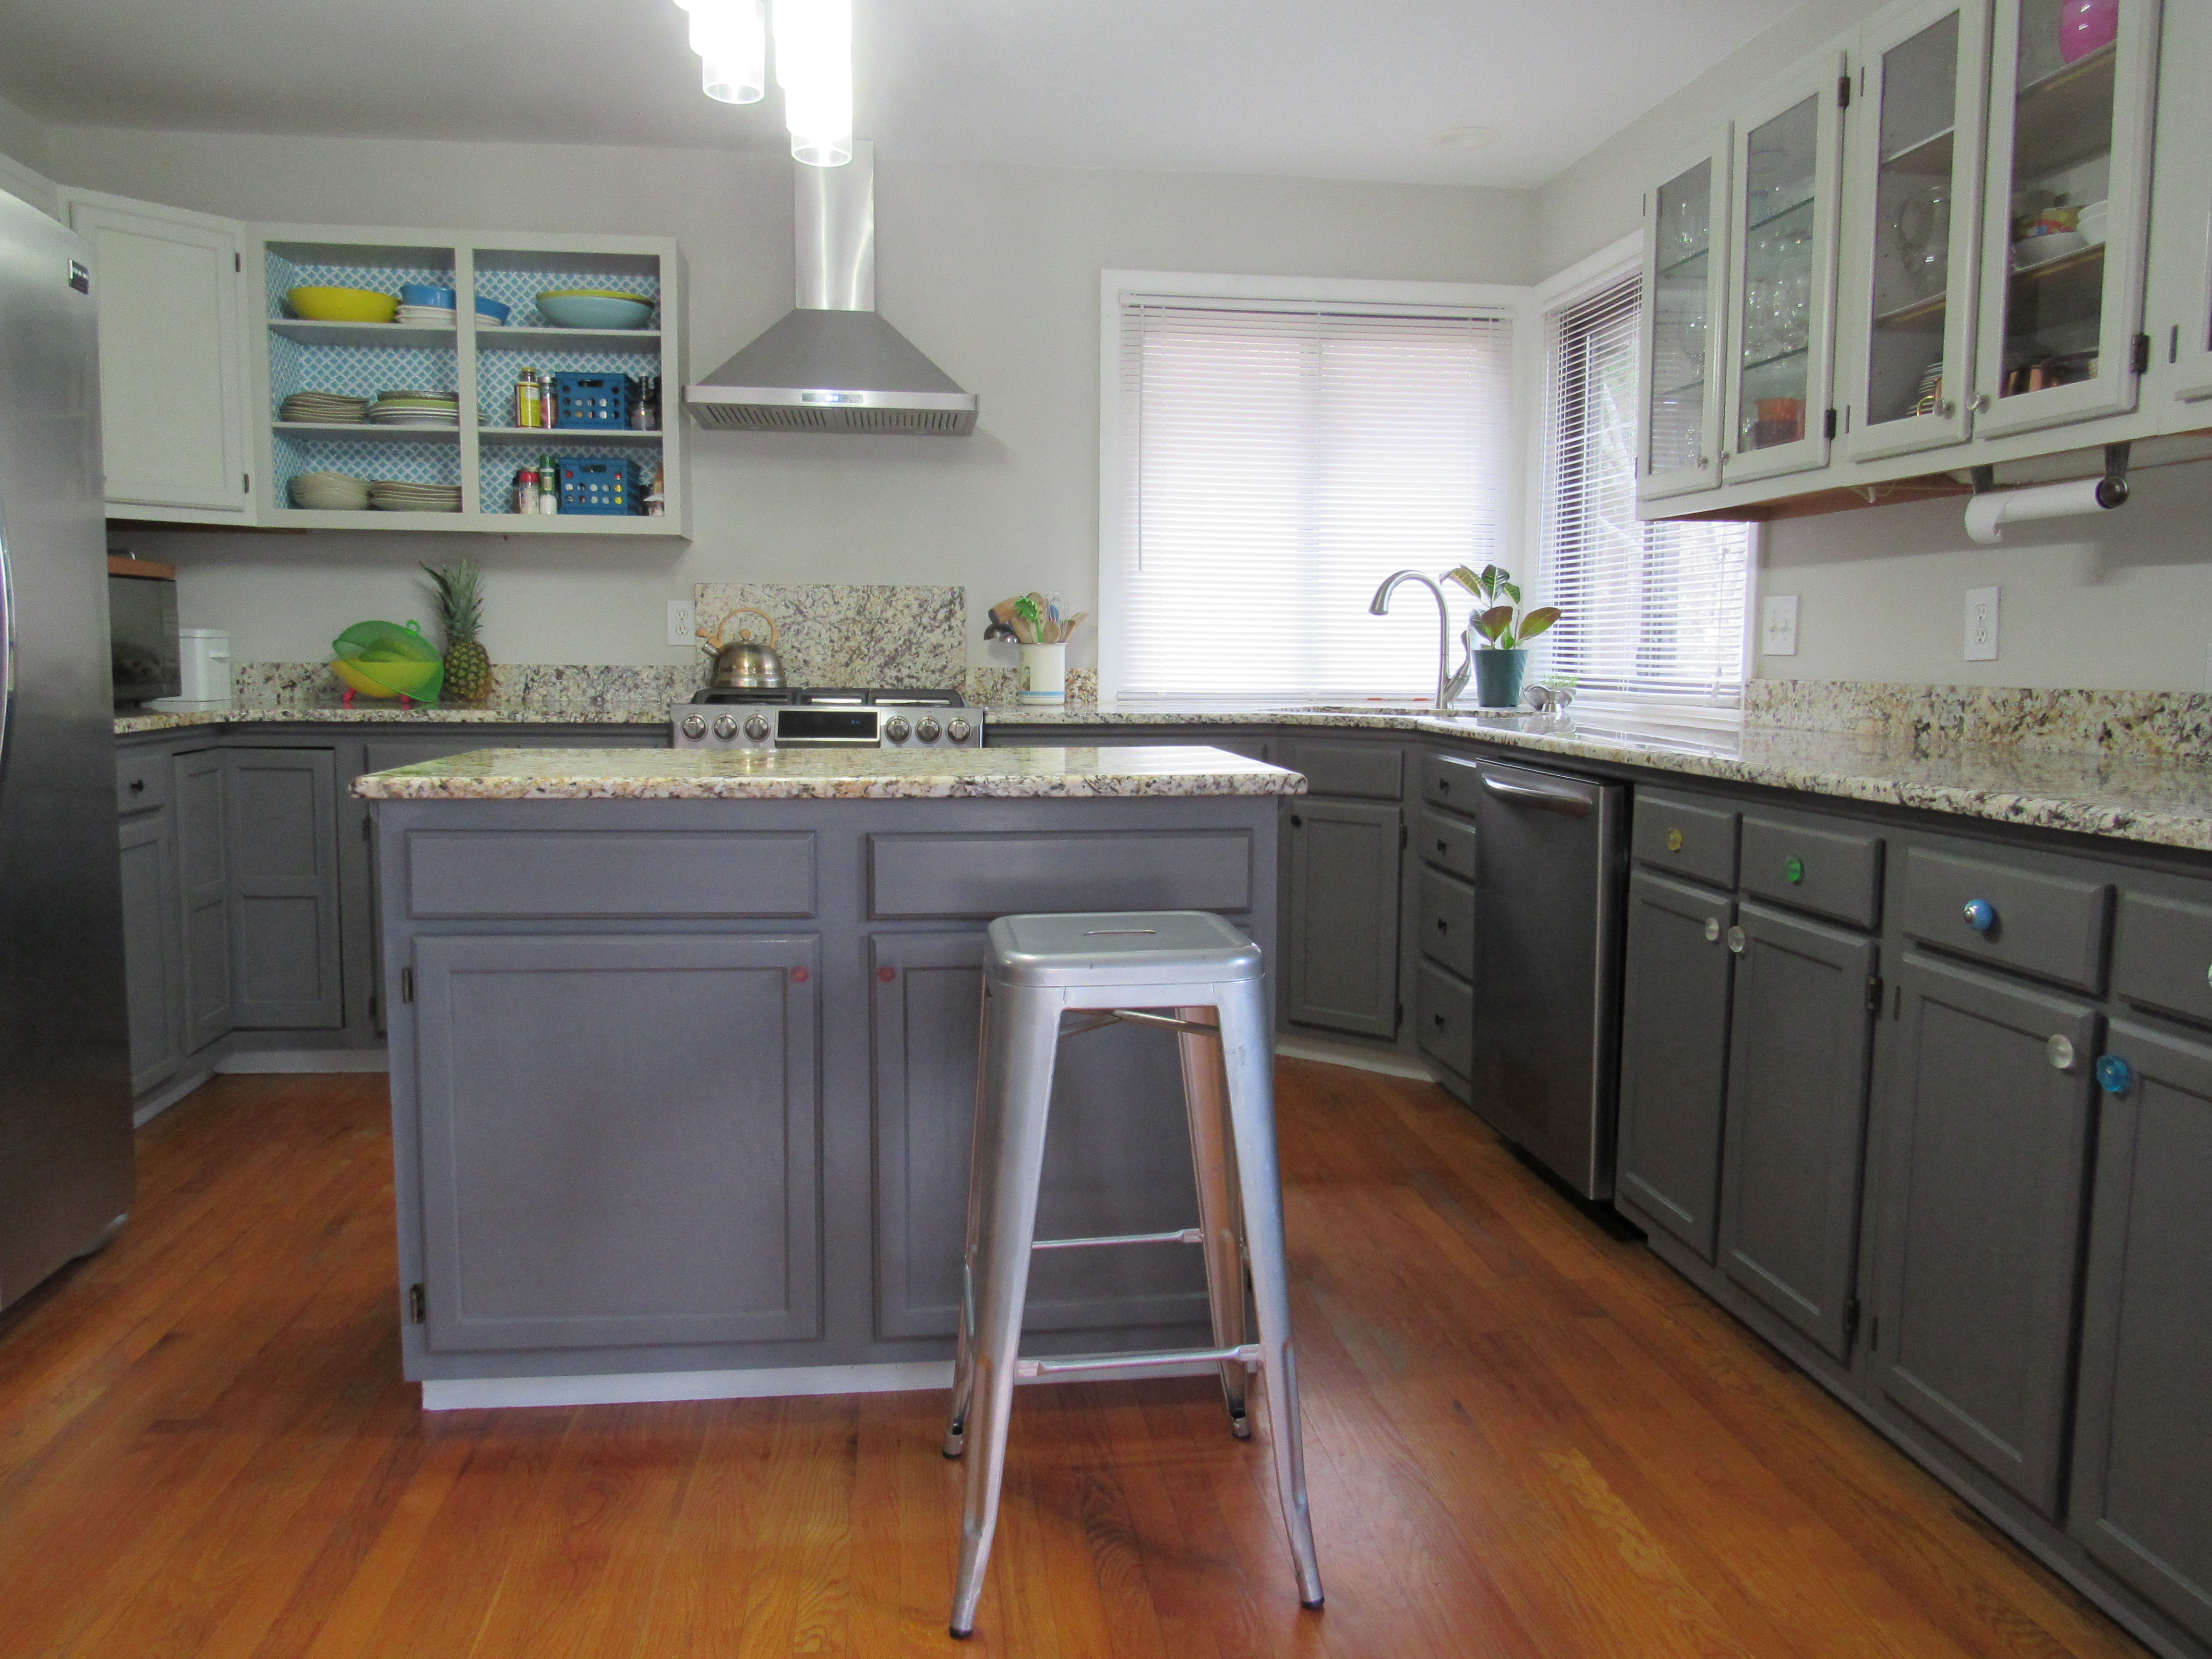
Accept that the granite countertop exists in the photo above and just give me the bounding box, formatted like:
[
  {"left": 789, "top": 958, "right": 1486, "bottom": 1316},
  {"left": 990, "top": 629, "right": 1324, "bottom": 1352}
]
[
  {"left": 113, "top": 701, "right": 680, "bottom": 734},
  {"left": 349, "top": 743, "right": 1309, "bottom": 801}
]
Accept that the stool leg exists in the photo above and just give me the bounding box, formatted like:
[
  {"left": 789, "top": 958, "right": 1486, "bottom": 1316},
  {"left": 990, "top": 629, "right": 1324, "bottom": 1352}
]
[
  {"left": 1177, "top": 1005, "right": 1250, "bottom": 1439},
  {"left": 944, "top": 982, "right": 998, "bottom": 1459},
  {"left": 950, "top": 980, "right": 1062, "bottom": 1639},
  {"left": 1217, "top": 979, "right": 1325, "bottom": 1611}
]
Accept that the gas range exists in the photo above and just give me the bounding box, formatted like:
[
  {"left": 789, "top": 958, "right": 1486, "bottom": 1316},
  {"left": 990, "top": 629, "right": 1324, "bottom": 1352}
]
[{"left": 671, "top": 687, "right": 984, "bottom": 751}]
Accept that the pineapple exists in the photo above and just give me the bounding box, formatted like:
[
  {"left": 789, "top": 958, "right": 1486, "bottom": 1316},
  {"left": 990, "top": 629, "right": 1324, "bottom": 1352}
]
[{"left": 423, "top": 557, "right": 492, "bottom": 703}]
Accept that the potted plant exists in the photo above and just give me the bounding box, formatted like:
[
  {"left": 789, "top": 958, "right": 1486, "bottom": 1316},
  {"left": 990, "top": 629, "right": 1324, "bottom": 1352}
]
[{"left": 1445, "top": 564, "right": 1561, "bottom": 709}]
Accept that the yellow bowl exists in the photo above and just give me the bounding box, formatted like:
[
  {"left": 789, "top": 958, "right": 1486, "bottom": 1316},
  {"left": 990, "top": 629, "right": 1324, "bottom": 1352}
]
[
  {"left": 289, "top": 286, "right": 398, "bottom": 324},
  {"left": 332, "top": 658, "right": 441, "bottom": 700}
]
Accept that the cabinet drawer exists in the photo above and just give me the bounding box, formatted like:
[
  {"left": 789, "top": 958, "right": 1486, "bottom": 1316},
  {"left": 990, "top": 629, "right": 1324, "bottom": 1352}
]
[
  {"left": 1899, "top": 848, "right": 2111, "bottom": 993},
  {"left": 1286, "top": 739, "right": 1401, "bottom": 800},
  {"left": 870, "top": 831, "right": 1250, "bottom": 919},
  {"left": 1417, "top": 807, "right": 1477, "bottom": 880},
  {"left": 1420, "top": 750, "right": 1482, "bottom": 813},
  {"left": 1417, "top": 866, "right": 1476, "bottom": 979},
  {"left": 1415, "top": 960, "right": 1473, "bottom": 1076},
  {"left": 1740, "top": 810, "right": 1883, "bottom": 928},
  {"left": 2112, "top": 889, "right": 2212, "bottom": 1026},
  {"left": 1632, "top": 789, "right": 1738, "bottom": 889},
  {"left": 116, "top": 751, "right": 171, "bottom": 815},
  {"left": 408, "top": 830, "right": 817, "bottom": 918}
]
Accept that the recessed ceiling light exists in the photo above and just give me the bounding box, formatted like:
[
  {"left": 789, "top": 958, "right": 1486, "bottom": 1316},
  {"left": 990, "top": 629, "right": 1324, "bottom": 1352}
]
[{"left": 1434, "top": 126, "right": 1501, "bottom": 150}]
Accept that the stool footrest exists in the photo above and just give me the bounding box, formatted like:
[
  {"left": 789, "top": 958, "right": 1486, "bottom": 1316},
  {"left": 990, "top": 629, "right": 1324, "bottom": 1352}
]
[
  {"left": 1032, "top": 1227, "right": 1204, "bottom": 1251},
  {"left": 1014, "top": 1343, "right": 1262, "bottom": 1381}
]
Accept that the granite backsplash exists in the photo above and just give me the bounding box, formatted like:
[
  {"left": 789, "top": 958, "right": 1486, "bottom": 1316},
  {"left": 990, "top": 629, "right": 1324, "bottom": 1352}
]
[{"left": 1746, "top": 681, "right": 2212, "bottom": 759}]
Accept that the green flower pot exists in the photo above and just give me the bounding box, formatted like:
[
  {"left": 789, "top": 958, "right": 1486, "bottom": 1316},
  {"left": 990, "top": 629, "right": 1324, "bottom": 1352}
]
[{"left": 1472, "top": 648, "right": 1527, "bottom": 709}]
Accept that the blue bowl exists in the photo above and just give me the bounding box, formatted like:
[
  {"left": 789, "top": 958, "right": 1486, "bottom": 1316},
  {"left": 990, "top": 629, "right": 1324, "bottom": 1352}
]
[
  {"left": 473, "top": 295, "right": 512, "bottom": 323},
  {"left": 399, "top": 283, "right": 456, "bottom": 308},
  {"left": 535, "top": 291, "right": 654, "bottom": 330}
]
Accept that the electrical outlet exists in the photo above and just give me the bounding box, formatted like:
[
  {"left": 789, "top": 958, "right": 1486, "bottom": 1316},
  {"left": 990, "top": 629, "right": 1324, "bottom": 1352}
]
[
  {"left": 1761, "top": 594, "right": 1800, "bottom": 657},
  {"left": 666, "top": 599, "right": 697, "bottom": 648},
  {"left": 1964, "top": 587, "right": 2000, "bottom": 661}
]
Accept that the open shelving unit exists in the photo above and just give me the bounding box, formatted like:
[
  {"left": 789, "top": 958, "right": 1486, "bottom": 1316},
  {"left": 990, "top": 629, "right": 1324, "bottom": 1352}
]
[{"left": 249, "top": 228, "right": 687, "bottom": 537}]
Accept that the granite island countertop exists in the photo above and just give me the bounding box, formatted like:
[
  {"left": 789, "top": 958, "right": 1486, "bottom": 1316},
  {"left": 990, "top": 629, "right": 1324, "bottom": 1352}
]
[{"left": 349, "top": 743, "right": 1309, "bottom": 801}]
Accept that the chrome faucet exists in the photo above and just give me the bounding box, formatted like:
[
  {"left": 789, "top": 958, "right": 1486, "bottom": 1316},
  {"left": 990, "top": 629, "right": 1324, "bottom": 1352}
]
[{"left": 1369, "top": 569, "right": 1467, "bottom": 710}]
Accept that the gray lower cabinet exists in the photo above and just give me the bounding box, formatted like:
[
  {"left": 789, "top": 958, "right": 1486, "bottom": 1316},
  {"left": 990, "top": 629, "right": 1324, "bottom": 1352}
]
[
  {"left": 1281, "top": 797, "right": 1401, "bottom": 1038},
  {"left": 174, "top": 749, "right": 233, "bottom": 1052},
  {"left": 224, "top": 748, "right": 343, "bottom": 1029},
  {"left": 1718, "top": 899, "right": 1877, "bottom": 1359},
  {"left": 1615, "top": 870, "right": 1734, "bottom": 1261},
  {"left": 412, "top": 930, "right": 821, "bottom": 1352},
  {"left": 117, "top": 808, "right": 185, "bottom": 1095},
  {"left": 1874, "top": 951, "right": 2100, "bottom": 1518},
  {"left": 2068, "top": 1017, "right": 2212, "bottom": 1644}
]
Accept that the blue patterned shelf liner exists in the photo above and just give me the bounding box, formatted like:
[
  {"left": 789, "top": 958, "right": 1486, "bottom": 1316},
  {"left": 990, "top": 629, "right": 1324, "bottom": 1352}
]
[
  {"left": 473, "top": 265, "right": 661, "bottom": 330},
  {"left": 265, "top": 251, "right": 456, "bottom": 319},
  {"left": 268, "top": 331, "right": 459, "bottom": 415},
  {"left": 276, "top": 432, "right": 463, "bottom": 494},
  {"left": 476, "top": 343, "right": 662, "bottom": 426},
  {"left": 478, "top": 437, "right": 659, "bottom": 515}
]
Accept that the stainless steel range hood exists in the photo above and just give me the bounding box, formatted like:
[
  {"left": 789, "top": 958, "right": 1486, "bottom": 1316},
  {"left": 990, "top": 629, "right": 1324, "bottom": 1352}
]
[{"left": 685, "top": 141, "right": 978, "bottom": 435}]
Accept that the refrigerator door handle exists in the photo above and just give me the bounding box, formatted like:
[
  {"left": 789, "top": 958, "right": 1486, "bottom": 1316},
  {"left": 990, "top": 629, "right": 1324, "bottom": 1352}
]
[
  {"left": 1478, "top": 769, "right": 1594, "bottom": 816},
  {"left": 0, "top": 526, "right": 14, "bottom": 778}
]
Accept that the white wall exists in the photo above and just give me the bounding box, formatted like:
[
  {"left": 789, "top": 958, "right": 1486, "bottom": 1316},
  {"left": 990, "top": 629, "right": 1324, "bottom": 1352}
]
[
  {"left": 48, "top": 125, "right": 1535, "bottom": 668},
  {"left": 0, "top": 93, "right": 56, "bottom": 216}
]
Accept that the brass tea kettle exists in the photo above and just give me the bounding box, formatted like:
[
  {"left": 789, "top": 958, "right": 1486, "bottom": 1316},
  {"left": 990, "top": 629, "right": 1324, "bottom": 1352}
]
[{"left": 701, "top": 606, "right": 787, "bottom": 690}]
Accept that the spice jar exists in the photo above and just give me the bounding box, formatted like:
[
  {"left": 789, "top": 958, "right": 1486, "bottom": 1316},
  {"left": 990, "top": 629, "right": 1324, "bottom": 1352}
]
[{"left": 514, "top": 368, "right": 543, "bottom": 430}]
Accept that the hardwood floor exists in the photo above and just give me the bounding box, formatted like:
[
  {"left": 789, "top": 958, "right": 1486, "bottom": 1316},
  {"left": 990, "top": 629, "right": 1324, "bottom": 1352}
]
[{"left": 0, "top": 1063, "right": 2150, "bottom": 1658}]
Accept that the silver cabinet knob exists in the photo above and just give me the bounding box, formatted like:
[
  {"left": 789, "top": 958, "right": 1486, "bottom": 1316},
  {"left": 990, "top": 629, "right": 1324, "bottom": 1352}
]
[
  {"left": 712, "top": 714, "right": 739, "bottom": 740},
  {"left": 1972, "top": 393, "right": 1991, "bottom": 413},
  {"left": 947, "top": 717, "right": 973, "bottom": 743},
  {"left": 1703, "top": 918, "right": 1721, "bottom": 944},
  {"left": 1936, "top": 399, "right": 1957, "bottom": 419},
  {"left": 743, "top": 714, "right": 770, "bottom": 741},
  {"left": 1725, "top": 925, "right": 1746, "bottom": 954},
  {"left": 679, "top": 712, "right": 707, "bottom": 739},
  {"left": 884, "top": 717, "right": 912, "bottom": 743},
  {"left": 917, "top": 717, "right": 943, "bottom": 743},
  {"left": 2046, "top": 1034, "right": 2077, "bottom": 1072}
]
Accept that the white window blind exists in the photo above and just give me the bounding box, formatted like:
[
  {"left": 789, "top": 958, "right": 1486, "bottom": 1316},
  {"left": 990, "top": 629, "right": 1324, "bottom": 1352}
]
[
  {"left": 1540, "top": 276, "right": 1750, "bottom": 713},
  {"left": 1108, "top": 295, "right": 1513, "bottom": 702}
]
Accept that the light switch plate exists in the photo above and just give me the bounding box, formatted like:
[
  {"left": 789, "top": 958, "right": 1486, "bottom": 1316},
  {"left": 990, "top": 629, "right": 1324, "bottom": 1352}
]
[
  {"left": 1964, "top": 586, "right": 2000, "bottom": 661},
  {"left": 666, "top": 599, "right": 697, "bottom": 648},
  {"left": 1760, "top": 594, "right": 1800, "bottom": 657}
]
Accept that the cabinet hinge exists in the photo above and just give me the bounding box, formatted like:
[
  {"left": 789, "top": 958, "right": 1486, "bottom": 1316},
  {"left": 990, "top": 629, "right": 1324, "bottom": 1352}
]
[
  {"left": 407, "top": 1283, "right": 426, "bottom": 1324},
  {"left": 1866, "top": 974, "right": 1884, "bottom": 1012},
  {"left": 1838, "top": 74, "right": 1851, "bottom": 110},
  {"left": 1843, "top": 1295, "right": 1861, "bottom": 1340},
  {"left": 233, "top": 251, "right": 241, "bottom": 272},
  {"left": 1395, "top": 999, "right": 1405, "bottom": 1034},
  {"left": 400, "top": 966, "right": 415, "bottom": 1004},
  {"left": 2131, "top": 333, "right": 2152, "bottom": 375},
  {"left": 368, "top": 991, "right": 378, "bottom": 1023},
  {"left": 1823, "top": 408, "right": 1838, "bottom": 441},
  {"left": 1869, "top": 1313, "right": 1880, "bottom": 1350},
  {"left": 361, "top": 813, "right": 372, "bottom": 841},
  {"left": 242, "top": 472, "right": 251, "bottom": 494},
  {"left": 1399, "top": 822, "right": 1408, "bottom": 848}
]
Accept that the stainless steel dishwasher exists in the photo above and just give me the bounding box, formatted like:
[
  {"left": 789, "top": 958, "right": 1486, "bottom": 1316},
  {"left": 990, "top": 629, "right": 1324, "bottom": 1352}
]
[{"left": 1468, "top": 756, "right": 1627, "bottom": 1200}]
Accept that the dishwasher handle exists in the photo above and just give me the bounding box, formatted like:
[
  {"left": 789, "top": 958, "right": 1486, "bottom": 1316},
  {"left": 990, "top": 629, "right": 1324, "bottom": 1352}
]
[{"left": 1478, "top": 768, "right": 1595, "bottom": 817}]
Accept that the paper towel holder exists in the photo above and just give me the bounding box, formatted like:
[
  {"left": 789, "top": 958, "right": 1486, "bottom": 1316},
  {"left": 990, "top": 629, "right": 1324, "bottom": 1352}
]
[{"left": 1962, "top": 443, "right": 2130, "bottom": 543}]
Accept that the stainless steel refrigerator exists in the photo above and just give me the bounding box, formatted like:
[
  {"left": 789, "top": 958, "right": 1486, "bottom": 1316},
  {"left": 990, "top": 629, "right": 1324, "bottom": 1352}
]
[{"left": 0, "top": 188, "right": 133, "bottom": 1308}]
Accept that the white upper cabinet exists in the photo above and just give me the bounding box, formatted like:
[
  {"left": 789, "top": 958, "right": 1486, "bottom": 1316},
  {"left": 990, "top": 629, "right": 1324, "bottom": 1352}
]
[
  {"left": 2148, "top": 0, "right": 2212, "bottom": 406},
  {"left": 1970, "top": 0, "right": 2161, "bottom": 439},
  {"left": 1839, "top": 0, "right": 1993, "bottom": 462},
  {"left": 63, "top": 191, "right": 253, "bottom": 519},
  {"left": 1719, "top": 53, "right": 1848, "bottom": 485},
  {"left": 1639, "top": 128, "right": 1733, "bottom": 500}
]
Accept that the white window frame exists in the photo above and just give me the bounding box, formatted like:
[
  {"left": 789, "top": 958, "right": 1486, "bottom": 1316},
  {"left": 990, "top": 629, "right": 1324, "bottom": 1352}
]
[
  {"left": 1521, "top": 236, "right": 1759, "bottom": 726},
  {"left": 1098, "top": 269, "right": 1535, "bottom": 705}
]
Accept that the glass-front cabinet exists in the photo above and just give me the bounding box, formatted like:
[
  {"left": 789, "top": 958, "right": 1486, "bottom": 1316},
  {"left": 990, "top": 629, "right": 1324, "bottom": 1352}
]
[
  {"left": 1841, "top": 0, "right": 1992, "bottom": 460},
  {"left": 1972, "top": 0, "right": 2162, "bottom": 437},
  {"left": 2150, "top": 0, "right": 2212, "bottom": 406},
  {"left": 1640, "top": 130, "right": 1732, "bottom": 499},
  {"left": 1721, "top": 57, "right": 1848, "bottom": 484}
]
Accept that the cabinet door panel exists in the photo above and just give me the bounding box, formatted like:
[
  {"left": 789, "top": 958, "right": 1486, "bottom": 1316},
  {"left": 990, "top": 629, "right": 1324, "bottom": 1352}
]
[
  {"left": 1720, "top": 901, "right": 1876, "bottom": 1357},
  {"left": 1617, "top": 872, "right": 1734, "bottom": 1260},
  {"left": 1282, "top": 799, "right": 1400, "bottom": 1038},
  {"left": 226, "top": 749, "right": 342, "bottom": 1029},
  {"left": 414, "top": 933, "right": 820, "bottom": 1352},
  {"left": 2070, "top": 1018, "right": 2212, "bottom": 1643},
  {"left": 1875, "top": 951, "right": 2097, "bottom": 1516},
  {"left": 174, "top": 750, "right": 233, "bottom": 1053},
  {"left": 1640, "top": 127, "right": 1734, "bottom": 499},
  {"left": 117, "top": 812, "right": 185, "bottom": 1096},
  {"left": 2158, "top": 0, "right": 2212, "bottom": 405}
]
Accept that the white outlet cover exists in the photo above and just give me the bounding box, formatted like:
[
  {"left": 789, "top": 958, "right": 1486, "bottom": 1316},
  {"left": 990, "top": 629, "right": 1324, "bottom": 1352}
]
[
  {"left": 1964, "top": 586, "right": 2000, "bottom": 661},
  {"left": 666, "top": 598, "right": 697, "bottom": 648},
  {"left": 1760, "top": 594, "right": 1800, "bottom": 657}
]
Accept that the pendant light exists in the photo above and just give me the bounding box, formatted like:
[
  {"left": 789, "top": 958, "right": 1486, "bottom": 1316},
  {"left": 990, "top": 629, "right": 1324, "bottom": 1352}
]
[
  {"left": 771, "top": 0, "right": 854, "bottom": 168},
  {"left": 679, "top": 0, "right": 766, "bottom": 105}
]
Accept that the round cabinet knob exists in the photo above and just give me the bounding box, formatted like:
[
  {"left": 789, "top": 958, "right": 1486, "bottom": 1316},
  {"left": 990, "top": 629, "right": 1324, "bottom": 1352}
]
[
  {"left": 2095, "top": 1054, "right": 2134, "bottom": 1095},
  {"left": 2046, "top": 1034, "right": 2077, "bottom": 1072},
  {"left": 743, "top": 715, "right": 771, "bottom": 741},
  {"left": 679, "top": 713, "right": 707, "bottom": 739},
  {"left": 884, "top": 717, "right": 912, "bottom": 743},
  {"left": 947, "top": 717, "right": 973, "bottom": 743},
  {"left": 1289, "top": 813, "right": 1304, "bottom": 828},
  {"left": 916, "top": 718, "right": 942, "bottom": 743},
  {"left": 1784, "top": 855, "right": 1805, "bottom": 885},
  {"left": 1666, "top": 828, "right": 1684, "bottom": 853},
  {"left": 1936, "top": 398, "right": 1958, "bottom": 420},
  {"left": 712, "top": 714, "right": 740, "bottom": 740},
  {"left": 1962, "top": 898, "right": 1997, "bottom": 933},
  {"left": 1703, "top": 917, "right": 1721, "bottom": 944},
  {"left": 1725, "top": 925, "right": 1746, "bottom": 955}
]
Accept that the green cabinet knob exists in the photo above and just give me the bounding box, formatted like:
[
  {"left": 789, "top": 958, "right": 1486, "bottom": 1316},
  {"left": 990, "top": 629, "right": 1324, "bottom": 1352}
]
[{"left": 1784, "top": 855, "right": 1804, "bottom": 884}]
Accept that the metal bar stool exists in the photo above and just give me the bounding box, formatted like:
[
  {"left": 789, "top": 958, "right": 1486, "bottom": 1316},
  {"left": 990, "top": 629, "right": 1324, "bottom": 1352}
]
[{"left": 942, "top": 910, "right": 1324, "bottom": 1639}]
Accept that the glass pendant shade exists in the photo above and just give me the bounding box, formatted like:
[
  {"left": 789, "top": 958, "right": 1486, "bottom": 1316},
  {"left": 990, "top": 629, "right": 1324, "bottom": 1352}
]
[
  {"left": 689, "top": 0, "right": 766, "bottom": 103},
  {"left": 772, "top": 0, "right": 854, "bottom": 166}
]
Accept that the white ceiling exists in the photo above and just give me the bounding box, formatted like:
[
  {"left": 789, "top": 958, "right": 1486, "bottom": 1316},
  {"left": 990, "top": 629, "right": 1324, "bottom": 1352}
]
[{"left": 0, "top": 0, "right": 1800, "bottom": 190}]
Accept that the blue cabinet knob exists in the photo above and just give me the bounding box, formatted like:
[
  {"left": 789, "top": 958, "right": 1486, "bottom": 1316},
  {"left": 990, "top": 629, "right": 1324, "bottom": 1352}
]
[
  {"left": 2095, "top": 1054, "right": 2134, "bottom": 1095},
  {"left": 1962, "top": 898, "right": 1996, "bottom": 932}
]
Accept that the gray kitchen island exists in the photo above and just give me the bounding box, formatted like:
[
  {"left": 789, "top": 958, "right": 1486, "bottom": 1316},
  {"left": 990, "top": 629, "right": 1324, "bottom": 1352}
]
[{"left": 353, "top": 744, "right": 1304, "bottom": 1408}]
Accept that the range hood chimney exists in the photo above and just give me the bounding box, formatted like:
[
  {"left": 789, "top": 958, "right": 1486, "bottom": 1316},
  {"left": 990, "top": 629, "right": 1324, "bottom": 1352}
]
[{"left": 685, "top": 142, "right": 978, "bottom": 435}]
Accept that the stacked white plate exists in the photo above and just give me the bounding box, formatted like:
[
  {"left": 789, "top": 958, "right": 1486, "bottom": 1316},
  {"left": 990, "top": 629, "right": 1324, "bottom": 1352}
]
[
  {"left": 289, "top": 470, "right": 372, "bottom": 510},
  {"left": 368, "top": 391, "right": 460, "bottom": 427},
  {"left": 280, "top": 391, "right": 370, "bottom": 424},
  {"left": 396, "top": 303, "right": 458, "bottom": 327},
  {"left": 368, "top": 479, "right": 463, "bottom": 513}
]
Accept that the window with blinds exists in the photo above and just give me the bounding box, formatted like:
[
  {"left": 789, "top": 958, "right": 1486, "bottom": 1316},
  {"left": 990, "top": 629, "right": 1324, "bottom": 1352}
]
[
  {"left": 1106, "top": 294, "right": 1514, "bottom": 702},
  {"left": 1541, "top": 276, "right": 1751, "bottom": 713}
]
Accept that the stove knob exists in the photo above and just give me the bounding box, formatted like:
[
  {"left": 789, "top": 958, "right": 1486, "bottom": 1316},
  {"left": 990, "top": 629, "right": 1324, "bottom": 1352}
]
[
  {"left": 679, "top": 713, "right": 707, "bottom": 740},
  {"left": 917, "top": 717, "right": 943, "bottom": 743},
  {"left": 884, "top": 717, "right": 912, "bottom": 743},
  {"left": 743, "top": 714, "right": 771, "bottom": 742},
  {"left": 947, "top": 717, "right": 973, "bottom": 743},
  {"left": 712, "top": 714, "right": 740, "bottom": 740}
]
